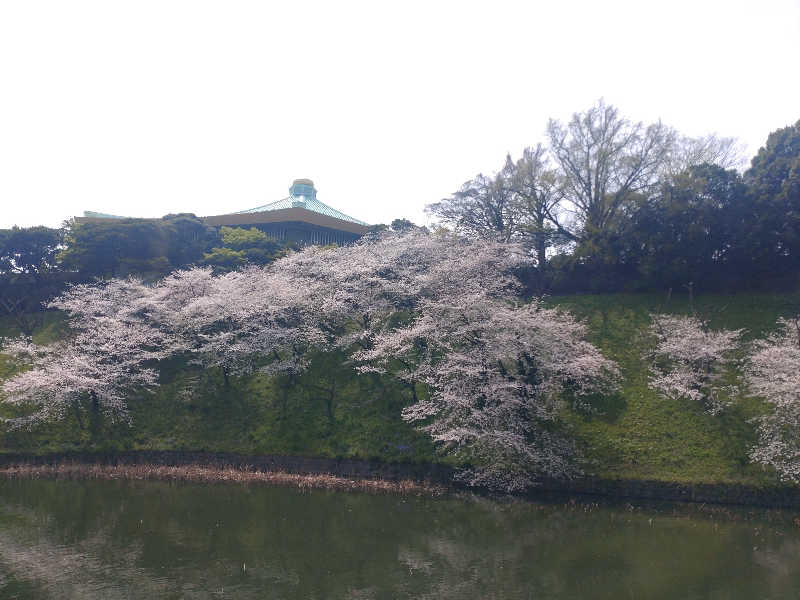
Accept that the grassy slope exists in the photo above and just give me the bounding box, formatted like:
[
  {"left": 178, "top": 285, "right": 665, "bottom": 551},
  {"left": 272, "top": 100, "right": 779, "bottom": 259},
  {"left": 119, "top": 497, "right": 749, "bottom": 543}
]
[
  {"left": 553, "top": 292, "right": 800, "bottom": 484},
  {"left": 1, "top": 291, "right": 799, "bottom": 484},
  {"left": 0, "top": 318, "right": 438, "bottom": 462}
]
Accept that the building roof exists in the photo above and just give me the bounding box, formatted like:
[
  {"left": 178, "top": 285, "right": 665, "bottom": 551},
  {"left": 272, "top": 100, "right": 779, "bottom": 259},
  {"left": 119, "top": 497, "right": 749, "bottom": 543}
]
[
  {"left": 234, "top": 179, "right": 368, "bottom": 226},
  {"left": 235, "top": 196, "right": 368, "bottom": 226},
  {"left": 83, "top": 211, "right": 130, "bottom": 219},
  {"left": 77, "top": 178, "right": 369, "bottom": 235}
]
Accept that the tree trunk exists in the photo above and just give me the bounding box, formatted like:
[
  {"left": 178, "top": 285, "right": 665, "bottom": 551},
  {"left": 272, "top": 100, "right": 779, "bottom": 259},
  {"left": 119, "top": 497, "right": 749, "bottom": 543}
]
[
  {"left": 407, "top": 381, "right": 418, "bottom": 404},
  {"left": 535, "top": 216, "right": 548, "bottom": 270},
  {"left": 73, "top": 399, "right": 84, "bottom": 430},
  {"left": 325, "top": 381, "right": 336, "bottom": 424},
  {"left": 279, "top": 374, "right": 294, "bottom": 418},
  {"left": 222, "top": 366, "right": 230, "bottom": 387},
  {"left": 88, "top": 391, "right": 102, "bottom": 440}
]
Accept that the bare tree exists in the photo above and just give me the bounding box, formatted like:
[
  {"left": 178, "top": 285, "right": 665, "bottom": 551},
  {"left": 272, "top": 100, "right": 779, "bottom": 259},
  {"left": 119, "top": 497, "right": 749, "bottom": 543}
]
[
  {"left": 426, "top": 168, "right": 520, "bottom": 243},
  {"left": 508, "top": 144, "right": 564, "bottom": 267},
  {"left": 663, "top": 133, "right": 746, "bottom": 180},
  {"left": 427, "top": 146, "right": 565, "bottom": 268},
  {"left": 546, "top": 99, "right": 676, "bottom": 240}
]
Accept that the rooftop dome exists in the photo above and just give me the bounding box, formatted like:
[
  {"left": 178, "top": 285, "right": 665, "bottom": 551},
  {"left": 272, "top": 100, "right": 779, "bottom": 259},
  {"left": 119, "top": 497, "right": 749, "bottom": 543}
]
[{"left": 289, "top": 178, "right": 317, "bottom": 204}]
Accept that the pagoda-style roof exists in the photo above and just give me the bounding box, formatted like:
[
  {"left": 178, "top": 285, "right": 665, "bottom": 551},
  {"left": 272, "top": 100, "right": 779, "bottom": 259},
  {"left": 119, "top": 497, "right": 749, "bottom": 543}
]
[
  {"left": 235, "top": 196, "right": 367, "bottom": 226},
  {"left": 202, "top": 178, "right": 369, "bottom": 235},
  {"left": 76, "top": 178, "right": 370, "bottom": 237},
  {"left": 233, "top": 178, "right": 367, "bottom": 226}
]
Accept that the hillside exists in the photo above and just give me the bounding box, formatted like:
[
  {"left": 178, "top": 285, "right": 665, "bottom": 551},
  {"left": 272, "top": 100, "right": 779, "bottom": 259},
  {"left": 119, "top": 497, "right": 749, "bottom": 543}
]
[
  {"left": 1, "top": 291, "right": 799, "bottom": 486},
  {"left": 554, "top": 292, "right": 799, "bottom": 484}
]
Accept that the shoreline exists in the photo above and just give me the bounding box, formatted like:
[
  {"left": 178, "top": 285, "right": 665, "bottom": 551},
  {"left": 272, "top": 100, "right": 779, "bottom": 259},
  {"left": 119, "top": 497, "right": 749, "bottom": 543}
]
[
  {"left": 0, "top": 462, "right": 446, "bottom": 496},
  {"left": 0, "top": 450, "right": 799, "bottom": 508}
]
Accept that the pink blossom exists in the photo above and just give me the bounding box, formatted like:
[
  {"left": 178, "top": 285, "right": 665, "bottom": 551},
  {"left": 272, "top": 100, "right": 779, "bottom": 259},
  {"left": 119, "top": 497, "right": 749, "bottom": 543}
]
[
  {"left": 2, "top": 231, "right": 620, "bottom": 491},
  {"left": 648, "top": 314, "right": 743, "bottom": 414},
  {"left": 746, "top": 318, "right": 800, "bottom": 482}
]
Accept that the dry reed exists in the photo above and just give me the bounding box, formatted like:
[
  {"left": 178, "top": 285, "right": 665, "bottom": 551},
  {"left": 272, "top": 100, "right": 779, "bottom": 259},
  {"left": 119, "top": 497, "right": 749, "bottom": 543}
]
[{"left": 0, "top": 462, "right": 445, "bottom": 496}]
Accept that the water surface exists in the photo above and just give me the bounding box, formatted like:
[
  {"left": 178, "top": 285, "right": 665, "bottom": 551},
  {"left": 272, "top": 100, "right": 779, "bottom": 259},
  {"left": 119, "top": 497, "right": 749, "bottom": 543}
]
[{"left": 0, "top": 479, "right": 799, "bottom": 599}]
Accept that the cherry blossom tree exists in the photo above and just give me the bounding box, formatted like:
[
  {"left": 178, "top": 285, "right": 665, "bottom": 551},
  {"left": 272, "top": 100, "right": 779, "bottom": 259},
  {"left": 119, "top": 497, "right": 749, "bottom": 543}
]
[
  {"left": 647, "top": 314, "right": 743, "bottom": 414},
  {"left": 281, "top": 230, "right": 620, "bottom": 490},
  {"left": 275, "top": 230, "right": 528, "bottom": 334},
  {"left": 746, "top": 317, "right": 800, "bottom": 482},
  {"left": 143, "top": 267, "right": 326, "bottom": 382},
  {"left": 2, "top": 230, "right": 621, "bottom": 490},
  {"left": 1, "top": 279, "right": 172, "bottom": 430},
  {"left": 357, "top": 299, "right": 620, "bottom": 491},
  {"left": 1, "top": 266, "right": 324, "bottom": 426},
  {"left": 274, "top": 232, "right": 553, "bottom": 455}
]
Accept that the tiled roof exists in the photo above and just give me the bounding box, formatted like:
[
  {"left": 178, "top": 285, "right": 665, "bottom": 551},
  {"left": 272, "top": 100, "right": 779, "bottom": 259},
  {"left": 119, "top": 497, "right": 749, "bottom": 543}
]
[{"left": 235, "top": 196, "right": 369, "bottom": 226}]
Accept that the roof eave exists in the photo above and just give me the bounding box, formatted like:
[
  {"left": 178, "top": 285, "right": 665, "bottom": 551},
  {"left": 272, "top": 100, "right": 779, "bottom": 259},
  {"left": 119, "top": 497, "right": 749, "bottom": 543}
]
[{"left": 202, "top": 206, "right": 370, "bottom": 235}]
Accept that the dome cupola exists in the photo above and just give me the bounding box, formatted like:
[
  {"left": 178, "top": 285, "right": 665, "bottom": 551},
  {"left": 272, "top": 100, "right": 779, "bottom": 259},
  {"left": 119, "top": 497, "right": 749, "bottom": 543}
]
[{"left": 289, "top": 178, "right": 317, "bottom": 206}]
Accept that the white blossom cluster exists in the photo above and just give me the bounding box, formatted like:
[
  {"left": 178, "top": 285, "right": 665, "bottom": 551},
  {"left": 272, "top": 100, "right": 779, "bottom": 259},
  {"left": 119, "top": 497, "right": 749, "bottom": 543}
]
[
  {"left": 647, "top": 314, "right": 743, "bottom": 415},
  {"left": 647, "top": 312, "right": 800, "bottom": 483},
  {"left": 372, "top": 301, "right": 620, "bottom": 491},
  {"left": 1, "top": 231, "right": 621, "bottom": 490},
  {"left": 276, "top": 232, "right": 621, "bottom": 489},
  {"left": 8, "top": 232, "right": 800, "bottom": 488},
  {"left": 330, "top": 235, "right": 621, "bottom": 490},
  {"left": 2, "top": 279, "right": 172, "bottom": 427},
  {"left": 746, "top": 318, "right": 800, "bottom": 482}
]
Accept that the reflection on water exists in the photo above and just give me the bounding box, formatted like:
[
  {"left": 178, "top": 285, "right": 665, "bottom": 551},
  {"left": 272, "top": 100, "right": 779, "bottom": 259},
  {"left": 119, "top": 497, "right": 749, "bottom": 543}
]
[{"left": 0, "top": 479, "right": 799, "bottom": 599}]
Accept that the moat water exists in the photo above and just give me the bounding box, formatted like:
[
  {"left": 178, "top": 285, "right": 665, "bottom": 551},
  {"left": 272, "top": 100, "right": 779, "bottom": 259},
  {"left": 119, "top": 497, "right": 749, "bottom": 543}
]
[{"left": 0, "top": 478, "right": 799, "bottom": 599}]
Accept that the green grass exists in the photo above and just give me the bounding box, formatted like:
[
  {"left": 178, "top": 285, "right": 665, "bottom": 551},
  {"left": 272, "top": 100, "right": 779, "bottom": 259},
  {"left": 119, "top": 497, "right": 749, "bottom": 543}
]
[
  {"left": 118, "top": 365, "right": 437, "bottom": 463},
  {"left": 0, "top": 325, "right": 438, "bottom": 462},
  {"left": 1, "top": 291, "right": 799, "bottom": 485},
  {"left": 550, "top": 291, "right": 800, "bottom": 484}
]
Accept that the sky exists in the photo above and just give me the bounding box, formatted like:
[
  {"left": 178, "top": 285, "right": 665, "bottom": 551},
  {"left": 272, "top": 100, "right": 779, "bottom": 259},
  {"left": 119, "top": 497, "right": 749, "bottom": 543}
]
[{"left": 1, "top": 0, "right": 799, "bottom": 230}]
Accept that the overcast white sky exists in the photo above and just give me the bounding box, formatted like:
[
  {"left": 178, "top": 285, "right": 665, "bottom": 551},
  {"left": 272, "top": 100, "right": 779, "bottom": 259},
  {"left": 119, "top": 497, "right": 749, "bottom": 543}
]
[{"left": 1, "top": 0, "right": 799, "bottom": 229}]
